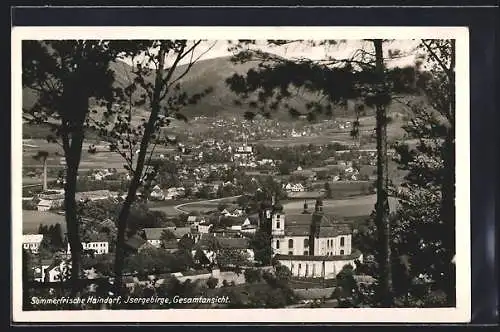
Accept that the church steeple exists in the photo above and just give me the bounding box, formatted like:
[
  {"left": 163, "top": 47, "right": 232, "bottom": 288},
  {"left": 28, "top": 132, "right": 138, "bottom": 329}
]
[
  {"left": 273, "top": 195, "right": 283, "bottom": 213},
  {"left": 314, "top": 198, "right": 323, "bottom": 213},
  {"left": 302, "top": 200, "right": 309, "bottom": 214}
]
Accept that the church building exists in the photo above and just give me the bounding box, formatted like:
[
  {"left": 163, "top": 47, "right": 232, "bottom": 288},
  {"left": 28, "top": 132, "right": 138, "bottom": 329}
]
[{"left": 267, "top": 198, "right": 363, "bottom": 279}]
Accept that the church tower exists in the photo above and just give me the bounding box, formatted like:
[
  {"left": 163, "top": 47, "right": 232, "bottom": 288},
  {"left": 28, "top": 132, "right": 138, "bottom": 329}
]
[
  {"left": 309, "top": 198, "right": 324, "bottom": 256},
  {"left": 271, "top": 196, "right": 285, "bottom": 237}
]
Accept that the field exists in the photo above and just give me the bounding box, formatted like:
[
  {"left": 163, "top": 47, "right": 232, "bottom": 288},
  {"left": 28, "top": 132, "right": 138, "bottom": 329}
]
[
  {"left": 22, "top": 138, "right": 177, "bottom": 174},
  {"left": 282, "top": 194, "right": 398, "bottom": 218},
  {"left": 150, "top": 196, "right": 241, "bottom": 215},
  {"left": 22, "top": 210, "right": 66, "bottom": 234},
  {"left": 250, "top": 111, "right": 409, "bottom": 149}
]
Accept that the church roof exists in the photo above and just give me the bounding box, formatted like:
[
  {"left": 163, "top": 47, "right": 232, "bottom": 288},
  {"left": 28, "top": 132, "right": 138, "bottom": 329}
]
[
  {"left": 318, "top": 223, "right": 352, "bottom": 237},
  {"left": 275, "top": 249, "right": 362, "bottom": 261},
  {"left": 285, "top": 226, "right": 310, "bottom": 237},
  {"left": 285, "top": 214, "right": 313, "bottom": 225},
  {"left": 282, "top": 213, "right": 352, "bottom": 237}
]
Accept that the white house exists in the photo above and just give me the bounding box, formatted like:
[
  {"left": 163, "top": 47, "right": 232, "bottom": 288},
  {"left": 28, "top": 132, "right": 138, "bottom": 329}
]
[
  {"left": 187, "top": 215, "right": 198, "bottom": 224},
  {"left": 37, "top": 199, "right": 63, "bottom": 211},
  {"left": 23, "top": 234, "right": 44, "bottom": 253},
  {"left": 284, "top": 183, "right": 305, "bottom": 193},
  {"left": 198, "top": 223, "right": 213, "bottom": 234},
  {"left": 67, "top": 242, "right": 109, "bottom": 255},
  {"left": 34, "top": 259, "right": 71, "bottom": 283},
  {"left": 149, "top": 185, "right": 165, "bottom": 201}
]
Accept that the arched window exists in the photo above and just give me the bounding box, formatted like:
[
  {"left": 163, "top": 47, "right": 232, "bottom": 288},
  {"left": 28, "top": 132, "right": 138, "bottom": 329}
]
[
  {"left": 304, "top": 238, "right": 309, "bottom": 248},
  {"left": 340, "top": 237, "right": 345, "bottom": 246},
  {"left": 276, "top": 240, "right": 280, "bottom": 249},
  {"left": 288, "top": 239, "right": 294, "bottom": 248}
]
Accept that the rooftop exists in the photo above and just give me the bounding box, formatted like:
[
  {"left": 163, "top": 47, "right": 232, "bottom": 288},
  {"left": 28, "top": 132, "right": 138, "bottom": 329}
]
[
  {"left": 143, "top": 227, "right": 192, "bottom": 240},
  {"left": 275, "top": 250, "right": 362, "bottom": 262},
  {"left": 22, "top": 234, "right": 44, "bottom": 243}
]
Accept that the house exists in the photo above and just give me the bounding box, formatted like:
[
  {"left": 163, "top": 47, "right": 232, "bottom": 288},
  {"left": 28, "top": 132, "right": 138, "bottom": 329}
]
[
  {"left": 240, "top": 217, "right": 258, "bottom": 235},
  {"left": 143, "top": 228, "right": 166, "bottom": 248},
  {"left": 266, "top": 198, "right": 362, "bottom": 279},
  {"left": 223, "top": 216, "right": 246, "bottom": 231},
  {"left": 67, "top": 242, "right": 109, "bottom": 255},
  {"left": 124, "top": 234, "right": 148, "bottom": 254},
  {"left": 192, "top": 235, "right": 255, "bottom": 264},
  {"left": 37, "top": 199, "right": 63, "bottom": 211},
  {"left": 284, "top": 183, "right": 305, "bottom": 193},
  {"left": 142, "top": 227, "right": 193, "bottom": 248},
  {"left": 198, "top": 222, "right": 213, "bottom": 234},
  {"left": 187, "top": 215, "right": 199, "bottom": 224},
  {"left": 75, "top": 190, "right": 116, "bottom": 202},
  {"left": 33, "top": 259, "right": 71, "bottom": 283},
  {"left": 22, "top": 234, "right": 44, "bottom": 253},
  {"left": 149, "top": 185, "right": 165, "bottom": 201}
]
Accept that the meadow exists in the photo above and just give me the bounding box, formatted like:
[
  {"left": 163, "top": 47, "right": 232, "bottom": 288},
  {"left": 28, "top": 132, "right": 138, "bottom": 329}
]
[
  {"left": 282, "top": 194, "right": 398, "bottom": 218},
  {"left": 22, "top": 210, "right": 66, "bottom": 234}
]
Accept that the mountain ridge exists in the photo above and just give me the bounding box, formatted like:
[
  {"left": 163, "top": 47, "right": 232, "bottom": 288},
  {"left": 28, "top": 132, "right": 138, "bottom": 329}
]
[{"left": 23, "top": 55, "right": 418, "bottom": 122}]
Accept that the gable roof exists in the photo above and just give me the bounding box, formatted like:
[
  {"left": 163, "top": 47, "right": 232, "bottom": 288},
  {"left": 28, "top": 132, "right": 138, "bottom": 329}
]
[
  {"left": 125, "top": 234, "right": 147, "bottom": 250},
  {"left": 143, "top": 227, "right": 192, "bottom": 240},
  {"left": 318, "top": 223, "right": 352, "bottom": 237},
  {"left": 194, "top": 234, "right": 250, "bottom": 250},
  {"left": 285, "top": 214, "right": 313, "bottom": 226},
  {"left": 143, "top": 228, "right": 171, "bottom": 241},
  {"left": 285, "top": 226, "right": 310, "bottom": 237},
  {"left": 172, "top": 227, "right": 191, "bottom": 238},
  {"left": 222, "top": 216, "right": 246, "bottom": 226},
  {"left": 282, "top": 213, "right": 352, "bottom": 237}
]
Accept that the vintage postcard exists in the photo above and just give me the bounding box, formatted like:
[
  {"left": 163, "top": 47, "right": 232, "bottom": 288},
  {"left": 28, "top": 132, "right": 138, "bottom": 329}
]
[{"left": 12, "top": 26, "right": 470, "bottom": 323}]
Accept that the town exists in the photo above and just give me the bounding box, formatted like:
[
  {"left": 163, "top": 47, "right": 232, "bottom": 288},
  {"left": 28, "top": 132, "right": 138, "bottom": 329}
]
[{"left": 22, "top": 114, "right": 391, "bottom": 309}]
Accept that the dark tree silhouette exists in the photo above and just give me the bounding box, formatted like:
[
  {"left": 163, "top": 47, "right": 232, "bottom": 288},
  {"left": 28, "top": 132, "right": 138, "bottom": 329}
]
[{"left": 22, "top": 40, "right": 120, "bottom": 293}]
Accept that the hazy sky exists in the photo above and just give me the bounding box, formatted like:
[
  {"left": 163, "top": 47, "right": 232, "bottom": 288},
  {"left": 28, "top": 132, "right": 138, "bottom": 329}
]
[{"left": 125, "top": 39, "right": 422, "bottom": 69}]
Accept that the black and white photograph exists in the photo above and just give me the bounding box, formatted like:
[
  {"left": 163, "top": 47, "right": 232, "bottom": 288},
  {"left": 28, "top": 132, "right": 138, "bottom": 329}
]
[{"left": 12, "top": 26, "right": 470, "bottom": 323}]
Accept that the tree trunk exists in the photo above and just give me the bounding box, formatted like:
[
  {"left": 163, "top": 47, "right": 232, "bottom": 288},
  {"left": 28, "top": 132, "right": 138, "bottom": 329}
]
[
  {"left": 63, "top": 128, "right": 85, "bottom": 295},
  {"left": 373, "top": 39, "right": 393, "bottom": 306},
  {"left": 42, "top": 157, "right": 48, "bottom": 191},
  {"left": 61, "top": 67, "right": 88, "bottom": 295},
  {"left": 113, "top": 45, "right": 167, "bottom": 294}
]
